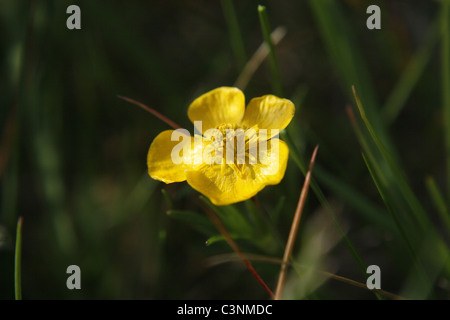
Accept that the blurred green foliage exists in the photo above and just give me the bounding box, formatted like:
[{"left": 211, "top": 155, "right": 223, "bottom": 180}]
[{"left": 0, "top": 0, "right": 449, "bottom": 299}]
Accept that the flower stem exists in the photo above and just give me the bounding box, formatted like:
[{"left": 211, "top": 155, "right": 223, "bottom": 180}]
[
  {"left": 202, "top": 200, "right": 274, "bottom": 299},
  {"left": 274, "top": 145, "right": 318, "bottom": 300}
]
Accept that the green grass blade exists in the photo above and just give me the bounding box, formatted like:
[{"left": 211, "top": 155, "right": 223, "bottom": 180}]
[
  {"left": 425, "top": 176, "right": 450, "bottom": 235},
  {"left": 361, "top": 153, "right": 434, "bottom": 297},
  {"left": 258, "top": 5, "right": 283, "bottom": 97},
  {"left": 352, "top": 87, "right": 432, "bottom": 232},
  {"left": 281, "top": 131, "right": 373, "bottom": 286},
  {"left": 205, "top": 234, "right": 250, "bottom": 246},
  {"left": 314, "top": 164, "right": 395, "bottom": 232},
  {"left": 287, "top": 112, "right": 394, "bottom": 232},
  {"left": 352, "top": 87, "right": 450, "bottom": 287},
  {"left": 199, "top": 196, "right": 254, "bottom": 239},
  {"left": 259, "top": 3, "right": 381, "bottom": 299},
  {"left": 161, "top": 189, "right": 174, "bottom": 210},
  {"left": 362, "top": 154, "right": 419, "bottom": 264},
  {"left": 308, "top": 0, "right": 394, "bottom": 157},
  {"left": 348, "top": 106, "right": 418, "bottom": 236},
  {"left": 442, "top": 0, "right": 450, "bottom": 201},
  {"left": 244, "top": 199, "right": 271, "bottom": 237},
  {"left": 167, "top": 210, "right": 217, "bottom": 237},
  {"left": 282, "top": 128, "right": 394, "bottom": 232},
  {"left": 245, "top": 198, "right": 284, "bottom": 253},
  {"left": 14, "top": 216, "right": 23, "bottom": 300},
  {"left": 383, "top": 19, "right": 440, "bottom": 124},
  {"left": 221, "top": 0, "right": 247, "bottom": 70}
]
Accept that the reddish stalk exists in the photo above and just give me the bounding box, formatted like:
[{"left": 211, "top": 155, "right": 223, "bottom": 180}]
[
  {"left": 345, "top": 104, "right": 357, "bottom": 126},
  {"left": 274, "top": 145, "right": 319, "bottom": 300},
  {"left": 0, "top": 107, "right": 17, "bottom": 178},
  {"left": 204, "top": 206, "right": 275, "bottom": 299},
  {"left": 117, "top": 95, "right": 181, "bottom": 130}
]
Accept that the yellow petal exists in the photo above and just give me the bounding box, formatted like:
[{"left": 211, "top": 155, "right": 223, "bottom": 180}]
[
  {"left": 147, "top": 130, "right": 193, "bottom": 183},
  {"left": 240, "top": 95, "right": 295, "bottom": 138},
  {"left": 186, "top": 139, "right": 289, "bottom": 205},
  {"left": 188, "top": 87, "right": 245, "bottom": 133}
]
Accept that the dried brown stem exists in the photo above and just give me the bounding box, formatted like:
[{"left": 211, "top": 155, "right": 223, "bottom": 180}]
[{"left": 274, "top": 145, "right": 319, "bottom": 300}]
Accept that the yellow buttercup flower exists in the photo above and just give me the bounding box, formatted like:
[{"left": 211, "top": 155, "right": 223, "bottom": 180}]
[{"left": 147, "top": 87, "right": 295, "bottom": 206}]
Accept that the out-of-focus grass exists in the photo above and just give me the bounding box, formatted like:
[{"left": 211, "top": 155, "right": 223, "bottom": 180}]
[
  {"left": 14, "top": 217, "right": 22, "bottom": 300},
  {"left": 442, "top": 0, "right": 450, "bottom": 200},
  {"left": 0, "top": 0, "right": 449, "bottom": 299}
]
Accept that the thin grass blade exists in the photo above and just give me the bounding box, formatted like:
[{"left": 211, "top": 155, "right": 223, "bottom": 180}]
[
  {"left": 258, "top": 5, "right": 284, "bottom": 97},
  {"left": 14, "top": 216, "right": 23, "bottom": 300}
]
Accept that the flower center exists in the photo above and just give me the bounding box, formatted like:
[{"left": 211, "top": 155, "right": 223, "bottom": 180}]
[{"left": 206, "top": 123, "right": 261, "bottom": 178}]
